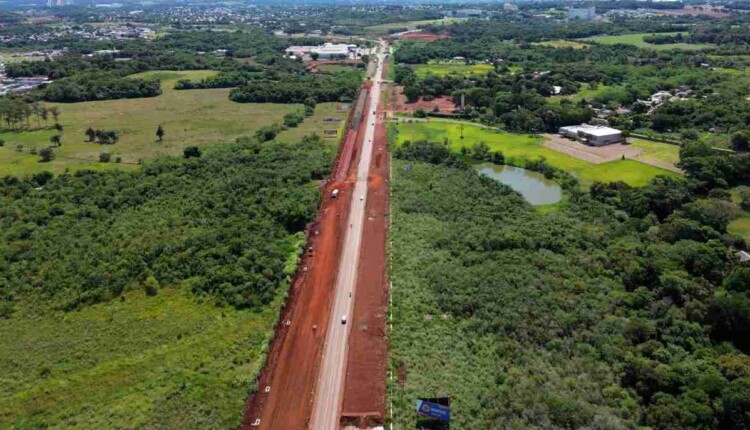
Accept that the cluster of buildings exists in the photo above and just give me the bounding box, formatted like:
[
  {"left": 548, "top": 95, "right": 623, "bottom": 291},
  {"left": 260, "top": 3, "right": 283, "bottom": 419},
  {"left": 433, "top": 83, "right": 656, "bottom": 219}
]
[
  {"left": 0, "top": 25, "right": 155, "bottom": 45},
  {"left": 444, "top": 9, "right": 484, "bottom": 18},
  {"left": 637, "top": 86, "right": 694, "bottom": 113},
  {"left": 568, "top": 7, "right": 597, "bottom": 20},
  {"left": 0, "top": 62, "right": 49, "bottom": 96},
  {"left": 285, "top": 43, "right": 363, "bottom": 61}
]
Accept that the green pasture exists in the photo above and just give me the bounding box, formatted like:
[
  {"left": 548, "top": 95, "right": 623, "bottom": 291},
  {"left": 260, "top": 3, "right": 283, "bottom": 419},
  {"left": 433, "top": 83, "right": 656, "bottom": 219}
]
[
  {"left": 0, "top": 70, "right": 344, "bottom": 177},
  {"left": 393, "top": 120, "right": 678, "bottom": 187},
  {"left": 579, "top": 32, "right": 713, "bottom": 51}
]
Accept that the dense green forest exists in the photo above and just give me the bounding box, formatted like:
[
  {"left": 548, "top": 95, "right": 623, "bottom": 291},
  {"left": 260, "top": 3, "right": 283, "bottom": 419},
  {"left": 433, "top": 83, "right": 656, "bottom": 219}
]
[
  {"left": 390, "top": 142, "right": 750, "bottom": 429},
  {"left": 39, "top": 72, "right": 162, "bottom": 102},
  {"left": 0, "top": 135, "right": 333, "bottom": 314},
  {"left": 229, "top": 71, "right": 361, "bottom": 104}
]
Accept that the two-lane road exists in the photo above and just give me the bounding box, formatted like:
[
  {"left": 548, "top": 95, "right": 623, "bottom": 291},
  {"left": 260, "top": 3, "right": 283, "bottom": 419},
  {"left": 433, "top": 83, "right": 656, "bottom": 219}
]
[{"left": 310, "top": 41, "right": 387, "bottom": 430}]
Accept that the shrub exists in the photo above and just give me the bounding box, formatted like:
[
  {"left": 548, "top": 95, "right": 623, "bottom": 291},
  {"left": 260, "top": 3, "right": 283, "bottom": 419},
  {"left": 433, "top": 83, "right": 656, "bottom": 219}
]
[
  {"left": 143, "top": 276, "right": 159, "bottom": 296},
  {"left": 38, "top": 147, "right": 54, "bottom": 162},
  {"left": 99, "top": 152, "right": 111, "bottom": 163},
  {"left": 183, "top": 146, "right": 201, "bottom": 158}
]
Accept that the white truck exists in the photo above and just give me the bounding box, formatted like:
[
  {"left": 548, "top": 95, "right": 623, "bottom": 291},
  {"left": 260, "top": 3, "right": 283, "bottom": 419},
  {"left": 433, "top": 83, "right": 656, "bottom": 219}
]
[
  {"left": 331, "top": 189, "right": 339, "bottom": 199},
  {"left": 341, "top": 315, "right": 347, "bottom": 324}
]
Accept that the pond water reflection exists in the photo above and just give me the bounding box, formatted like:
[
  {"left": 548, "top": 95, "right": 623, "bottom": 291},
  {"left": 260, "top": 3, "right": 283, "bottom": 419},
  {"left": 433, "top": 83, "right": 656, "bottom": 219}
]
[{"left": 476, "top": 163, "right": 562, "bottom": 206}]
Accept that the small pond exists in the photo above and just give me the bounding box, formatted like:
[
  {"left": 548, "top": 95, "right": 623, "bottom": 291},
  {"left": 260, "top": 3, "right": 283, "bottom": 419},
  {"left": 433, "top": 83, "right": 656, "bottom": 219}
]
[{"left": 475, "top": 163, "right": 562, "bottom": 206}]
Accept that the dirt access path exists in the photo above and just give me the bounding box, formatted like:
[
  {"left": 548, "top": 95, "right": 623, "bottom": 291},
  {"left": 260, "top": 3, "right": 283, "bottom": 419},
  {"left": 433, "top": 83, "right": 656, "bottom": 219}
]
[{"left": 239, "top": 81, "right": 372, "bottom": 430}]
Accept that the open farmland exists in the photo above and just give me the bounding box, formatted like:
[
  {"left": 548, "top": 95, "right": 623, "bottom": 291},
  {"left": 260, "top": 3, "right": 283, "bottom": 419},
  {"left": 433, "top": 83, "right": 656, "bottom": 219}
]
[
  {"left": 393, "top": 120, "right": 678, "bottom": 187},
  {"left": 579, "top": 32, "right": 713, "bottom": 51},
  {"left": 0, "top": 70, "right": 302, "bottom": 177}
]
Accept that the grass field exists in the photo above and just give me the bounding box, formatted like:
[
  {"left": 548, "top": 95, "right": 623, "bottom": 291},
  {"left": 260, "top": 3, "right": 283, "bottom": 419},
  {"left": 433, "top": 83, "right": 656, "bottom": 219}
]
[
  {"left": 728, "top": 215, "right": 750, "bottom": 241},
  {"left": 365, "top": 17, "right": 465, "bottom": 35},
  {"left": 412, "top": 62, "right": 493, "bottom": 78},
  {"left": 579, "top": 32, "right": 713, "bottom": 51},
  {"left": 728, "top": 187, "right": 750, "bottom": 241},
  {"left": 549, "top": 83, "right": 612, "bottom": 103},
  {"left": 0, "top": 70, "right": 330, "bottom": 177},
  {"left": 533, "top": 39, "right": 589, "bottom": 49},
  {"left": 393, "top": 121, "right": 678, "bottom": 187},
  {"left": 0, "top": 285, "right": 286, "bottom": 429},
  {"left": 629, "top": 138, "right": 681, "bottom": 167}
]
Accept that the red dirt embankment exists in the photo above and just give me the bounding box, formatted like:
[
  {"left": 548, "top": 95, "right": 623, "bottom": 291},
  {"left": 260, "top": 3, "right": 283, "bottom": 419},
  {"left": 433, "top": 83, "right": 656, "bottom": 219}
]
[
  {"left": 340, "top": 86, "right": 390, "bottom": 427},
  {"left": 240, "top": 85, "right": 373, "bottom": 430},
  {"left": 393, "top": 86, "right": 457, "bottom": 114},
  {"left": 399, "top": 31, "right": 448, "bottom": 42}
]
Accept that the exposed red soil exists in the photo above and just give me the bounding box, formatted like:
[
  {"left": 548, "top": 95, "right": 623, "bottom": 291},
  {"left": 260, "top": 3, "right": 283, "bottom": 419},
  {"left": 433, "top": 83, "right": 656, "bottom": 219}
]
[
  {"left": 240, "top": 84, "right": 373, "bottom": 430},
  {"left": 306, "top": 59, "right": 363, "bottom": 73},
  {"left": 340, "top": 87, "right": 390, "bottom": 427},
  {"left": 393, "top": 86, "right": 457, "bottom": 114},
  {"left": 398, "top": 31, "right": 448, "bottom": 42}
]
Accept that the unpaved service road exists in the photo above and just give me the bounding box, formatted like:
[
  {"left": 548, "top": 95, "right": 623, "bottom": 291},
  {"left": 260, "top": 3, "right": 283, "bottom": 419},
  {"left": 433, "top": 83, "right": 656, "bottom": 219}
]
[{"left": 310, "top": 41, "right": 387, "bottom": 430}]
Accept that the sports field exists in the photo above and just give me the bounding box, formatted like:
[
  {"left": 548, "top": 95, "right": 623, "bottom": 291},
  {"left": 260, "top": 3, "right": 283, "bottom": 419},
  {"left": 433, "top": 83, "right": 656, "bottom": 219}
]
[
  {"left": 393, "top": 121, "right": 678, "bottom": 187},
  {"left": 579, "top": 32, "right": 713, "bottom": 51},
  {"left": 412, "top": 62, "right": 494, "bottom": 78}
]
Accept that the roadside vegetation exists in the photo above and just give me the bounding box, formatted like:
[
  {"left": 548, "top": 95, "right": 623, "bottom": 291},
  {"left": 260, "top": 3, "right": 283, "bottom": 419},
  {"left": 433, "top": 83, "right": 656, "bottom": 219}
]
[
  {"left": 0, "top": 134, "right": 334, "bottom": 426},
  {"left": 389, "top": 139, "right": 750, "bottom": 429}
]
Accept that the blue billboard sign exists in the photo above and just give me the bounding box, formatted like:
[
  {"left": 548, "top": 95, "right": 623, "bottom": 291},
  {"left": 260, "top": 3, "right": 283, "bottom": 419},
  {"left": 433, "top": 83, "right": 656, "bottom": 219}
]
[{"left": 416, "top": 399, "right": 450, "bottom": 422}]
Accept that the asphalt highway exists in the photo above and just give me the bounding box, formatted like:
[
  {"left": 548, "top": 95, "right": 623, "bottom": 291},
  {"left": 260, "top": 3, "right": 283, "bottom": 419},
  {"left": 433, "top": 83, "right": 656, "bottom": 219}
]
[{"left": 309, "top": 40, "right": 386, "bottom": 430}]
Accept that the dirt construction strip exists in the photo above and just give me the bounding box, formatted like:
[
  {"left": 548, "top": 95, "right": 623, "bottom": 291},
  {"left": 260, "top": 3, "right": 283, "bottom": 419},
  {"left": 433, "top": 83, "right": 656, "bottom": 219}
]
[
  {"left": 310, "top": 42, "right": 387, "bottom": 429},
  {"left": 239, "top": 76, "right": 371, "bottom": 430},
  {"left": 340, "top": 84, "right": 390, "bottom": 428}
]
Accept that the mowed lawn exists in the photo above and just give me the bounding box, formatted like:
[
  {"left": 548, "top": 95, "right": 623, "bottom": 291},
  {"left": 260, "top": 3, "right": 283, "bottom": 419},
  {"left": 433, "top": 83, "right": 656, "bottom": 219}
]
[
  {"left": 630, "top": 138, "right": 681, "bottom": 167},
  {"left": 0, "top": 287, "right": 284, "bottom": 429},
  {"left": 394, "top": 121, "right": 678, "bottom": 187},
  {"left": 412, "top": 63, "right": 494, "bottom": 78},
  {"left": 0, "top": 70, "right": 302, "bottom": 177},
  {"left": 579, "top": 32, "right": 713, "bottom": 51}
]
